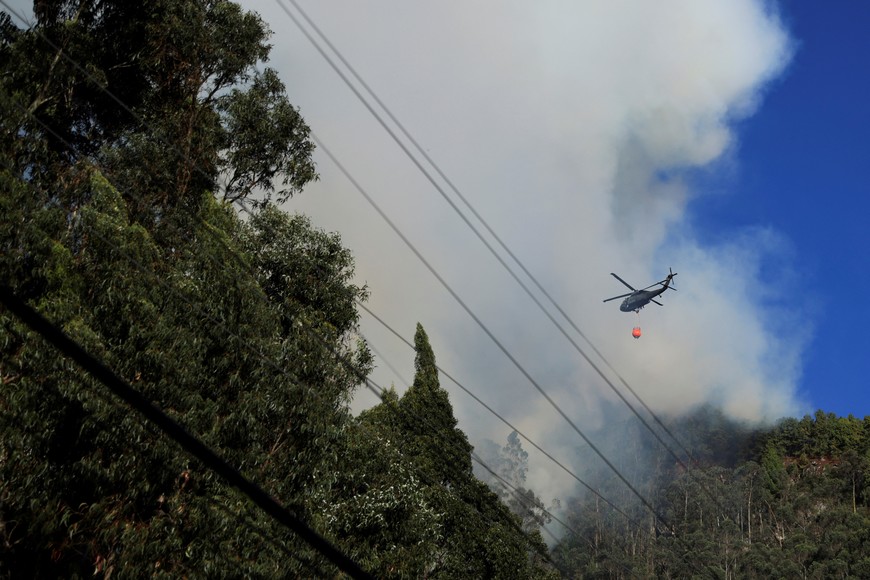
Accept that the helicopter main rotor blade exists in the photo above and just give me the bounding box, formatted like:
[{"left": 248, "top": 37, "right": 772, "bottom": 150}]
[
  {"left": 641, "top": 273, "right": 679, "bottom": 291},
  {"left": 651, "top": 299, "right": 664, "bottom": 306},
  {"left": 640, "top": 281, "right": 665, "bottom": 291},
  {"left": 610, "top": 273, "right": 636, "bottom": 291},
  {"left": 640, "top": 277, "right": 672, "bottom": 290},
  {"left": 603, "top": 292, "right": 634, "bottom": 303}
]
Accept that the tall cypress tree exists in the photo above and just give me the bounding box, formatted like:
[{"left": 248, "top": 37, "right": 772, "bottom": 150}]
[
  {"left": 399, "top": 323, "right": 472, "bottom": 486},
  {"left": 398, "top": 325, "right": 555, "bottom": 577}
]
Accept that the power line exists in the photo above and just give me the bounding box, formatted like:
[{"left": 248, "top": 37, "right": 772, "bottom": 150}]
[
  {"left": 313, "top": 135, "right": 675, "bottom": 533},
  {"left": 274, "top": 0, "right": 696, "bottom": 470},
  {"left": 0, "top": 286, "right": 373, "bottom": 580},
  {"left": 357, "top": 303, "right": 646, "bottom": 529}
]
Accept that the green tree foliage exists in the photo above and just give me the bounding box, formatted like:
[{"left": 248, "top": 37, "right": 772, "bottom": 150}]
[
  {"left": 1, "top": 0, "right": 315, "bottom": 223},
  {"left": 317, "top": 396, "right": 444, "bottom": 577},
  {"left": 218, "top": 67, "right": 316, "bottom": 205},
  {"left": 399, "top": 323, "right": 474, "bottom": 487}
]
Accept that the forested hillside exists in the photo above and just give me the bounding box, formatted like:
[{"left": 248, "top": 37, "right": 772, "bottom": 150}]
[
  {"left": 0, "top": 1, "right": 554, "bottom": 577},
  {"left": 3, "top": 2, "right": 870, "bottom": 579},
  {"left": 551, "top": 409, "right": 870, "bottom": 578}
]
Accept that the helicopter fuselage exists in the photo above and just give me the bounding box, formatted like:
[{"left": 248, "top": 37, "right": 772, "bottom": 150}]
[{"left": 619, "top": 288, "right": 666, "bottom": 312}]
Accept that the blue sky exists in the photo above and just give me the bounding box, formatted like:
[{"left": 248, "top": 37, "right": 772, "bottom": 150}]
[{"left": 690, "top": 2, "right": 870, "bottom": 418}]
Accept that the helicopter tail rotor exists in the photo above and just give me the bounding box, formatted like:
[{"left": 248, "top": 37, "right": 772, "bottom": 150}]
[{"left": 665, "top": 267, "right": 677, "bottom": 291}]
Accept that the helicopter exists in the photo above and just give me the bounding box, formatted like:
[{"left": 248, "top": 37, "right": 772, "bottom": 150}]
[{"left": 603, "top": 268, "right": 678, "bottom": 313}]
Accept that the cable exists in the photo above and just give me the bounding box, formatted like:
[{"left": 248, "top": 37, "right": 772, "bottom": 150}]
[
  {"left": 313, "top": 134, "right": 675, "bottom": 533},
  {"left": 357, "top": 307, "right": 646, "bottom": 528},
  {"left": 275, "top": 0, "right": 697, "bottom": 468},
  {"left": 0, "top": 286, "right": 373, "bottom": 580}
]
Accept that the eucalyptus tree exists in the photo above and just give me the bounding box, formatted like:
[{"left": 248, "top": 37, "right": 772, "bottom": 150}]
[{"left": 1, "top": 0, "right": 315, "bottom": 221}]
